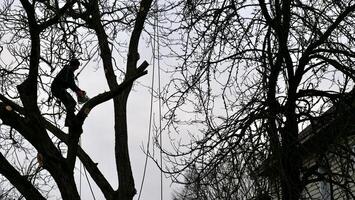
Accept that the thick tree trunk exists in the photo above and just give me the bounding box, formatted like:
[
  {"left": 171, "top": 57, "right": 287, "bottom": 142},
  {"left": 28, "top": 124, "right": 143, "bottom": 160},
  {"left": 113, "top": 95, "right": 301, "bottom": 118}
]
[
  {"left": 91, "top": 18, "right": 137, "bottom": 199},
  {"left": 281, "top": 133, "right": 302, "bottom": 200},
  {"left": 87, "top": 1, "right": 153, "bottom": 199},
  {"left": 281, "top": 97, "right": 302, "bottom": 200},
  {"left": 53, "top": 171, "right": 80, "bottom": 200},
  {"left": 115, "top": 94, "right": 136, "bottom": 199},
  {"left": 43, "top": 147, "right": 80, "bottom": 200},
  {"left": 281, "top": 138, "right": 302, "bottom": 199}
]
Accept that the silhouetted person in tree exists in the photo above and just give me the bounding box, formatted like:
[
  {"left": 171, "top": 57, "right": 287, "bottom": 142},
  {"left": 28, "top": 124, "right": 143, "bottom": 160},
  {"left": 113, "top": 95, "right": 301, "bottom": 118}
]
[{"left": 51, "top": 58, "right": 87, "bottom": 126}]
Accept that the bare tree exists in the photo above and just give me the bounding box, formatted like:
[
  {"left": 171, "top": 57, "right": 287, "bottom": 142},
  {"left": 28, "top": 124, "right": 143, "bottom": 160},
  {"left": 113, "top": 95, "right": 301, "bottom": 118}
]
[
  {"left": 0, "top": 0, "right": 153, "bottom": 199},
  {"left": 159, "top": 0, "right": 355, "bottom": 199}
]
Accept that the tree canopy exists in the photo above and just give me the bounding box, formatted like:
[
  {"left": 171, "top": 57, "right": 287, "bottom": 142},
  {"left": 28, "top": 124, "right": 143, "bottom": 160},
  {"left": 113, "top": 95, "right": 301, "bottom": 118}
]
[{"left": 158, "top": 0, "right": 355, "bottom": 199}]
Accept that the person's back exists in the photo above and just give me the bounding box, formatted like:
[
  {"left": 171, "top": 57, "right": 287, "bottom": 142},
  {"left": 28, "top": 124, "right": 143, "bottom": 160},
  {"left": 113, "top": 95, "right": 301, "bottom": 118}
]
[{"left": 52, "top": 65, "right": 80, "bottom": 93}]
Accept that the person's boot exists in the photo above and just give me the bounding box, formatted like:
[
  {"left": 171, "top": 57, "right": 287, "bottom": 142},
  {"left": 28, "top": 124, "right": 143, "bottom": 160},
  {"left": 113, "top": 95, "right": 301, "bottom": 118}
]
[{"left": 65, "top": 111, "right": 75, "bottom": 127}]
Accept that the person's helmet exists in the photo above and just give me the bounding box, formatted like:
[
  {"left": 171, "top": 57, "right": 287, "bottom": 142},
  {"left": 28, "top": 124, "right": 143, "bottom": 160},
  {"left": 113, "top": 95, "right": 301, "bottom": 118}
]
[{"left": 70, "top": 58, "right": 80, "bottom": 69}]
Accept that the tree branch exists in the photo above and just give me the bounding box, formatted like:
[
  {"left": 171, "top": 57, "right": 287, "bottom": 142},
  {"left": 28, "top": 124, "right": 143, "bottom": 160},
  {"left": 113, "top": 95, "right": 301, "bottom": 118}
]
[
  {"left": 0, "top": 153, "right": 45, "bottom": 200},
  {"left": 297, "top": 89, "right": 340, "bottom": 100},
  {"left": 38, "top": 0, "right": 76, "bottom": 30},
  {"left": 77, "top": 61, "right": 149, "bottom": 122},
  {"left": 126, "top": 0, "right": 154, "bottom": 76},
  {"left": 66, "top": 61, "right": 148, "bottom": 171},
  {"left": 296, "top": 4, "right": 355, "bottom": 82},
  {"left": 41, "top": 117, "right": 115, "bottom": 199}
]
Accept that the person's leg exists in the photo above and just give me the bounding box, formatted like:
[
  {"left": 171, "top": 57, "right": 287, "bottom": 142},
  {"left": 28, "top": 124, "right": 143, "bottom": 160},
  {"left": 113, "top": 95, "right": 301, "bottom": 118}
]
[
  {"left": 53, "top": 88, "right": 76, "bottom": 126},
  {"left": 61, "top": 92, "right": 76, "bottom": 126}
]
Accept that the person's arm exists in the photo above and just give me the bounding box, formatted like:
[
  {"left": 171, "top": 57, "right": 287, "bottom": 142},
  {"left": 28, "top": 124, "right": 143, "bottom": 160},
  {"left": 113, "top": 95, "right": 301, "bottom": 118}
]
[{"left": 67, "top": 70, "right": 82, "bottom": 94}]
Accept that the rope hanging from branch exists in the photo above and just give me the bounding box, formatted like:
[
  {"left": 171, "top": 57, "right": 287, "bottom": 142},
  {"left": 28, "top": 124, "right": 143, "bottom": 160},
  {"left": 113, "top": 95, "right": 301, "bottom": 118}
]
[{"left": 137, "top": 0, "right": 163, "bottom": 199}]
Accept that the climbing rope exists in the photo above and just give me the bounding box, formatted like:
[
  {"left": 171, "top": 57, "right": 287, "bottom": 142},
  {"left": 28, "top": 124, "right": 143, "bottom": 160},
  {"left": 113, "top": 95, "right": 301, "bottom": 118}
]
[
  {"left": 79, "top": 138, "right": 82, "bottom": 196},
  {"left": 137, "top": 0, "right": 162, "bottom": 199},
  {"left": 78, "top": 138, "right": 97, "bottom": 200},
  {"left": 137, "top": 21, "right": 156, "bottom": 200},
  {"left": 156, "top": 1, "right": 163, "bottom": 199},
  {"left": 84, "top": 165, "right": 97, "bottom": 200}
]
